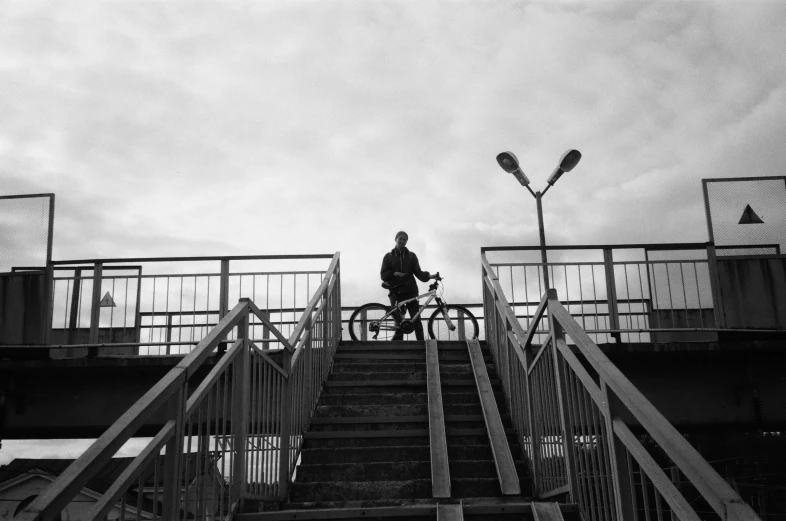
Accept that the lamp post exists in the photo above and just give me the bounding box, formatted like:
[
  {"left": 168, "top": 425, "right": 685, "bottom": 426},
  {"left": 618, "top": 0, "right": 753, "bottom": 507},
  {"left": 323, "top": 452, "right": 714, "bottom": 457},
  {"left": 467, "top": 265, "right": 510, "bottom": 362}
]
[{"left": 495, "top": 149, "right": 582, "bottom": 290}]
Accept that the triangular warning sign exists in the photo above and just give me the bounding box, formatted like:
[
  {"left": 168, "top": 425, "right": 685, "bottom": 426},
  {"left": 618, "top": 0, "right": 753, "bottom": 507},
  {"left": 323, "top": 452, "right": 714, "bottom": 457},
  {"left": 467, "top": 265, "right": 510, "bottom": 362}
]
[
  {"left": 738, "top": 204, "right": 764, "bottom": 224},
  {"left": 99, "top": 292, "right": 116, "bottom": 307}
]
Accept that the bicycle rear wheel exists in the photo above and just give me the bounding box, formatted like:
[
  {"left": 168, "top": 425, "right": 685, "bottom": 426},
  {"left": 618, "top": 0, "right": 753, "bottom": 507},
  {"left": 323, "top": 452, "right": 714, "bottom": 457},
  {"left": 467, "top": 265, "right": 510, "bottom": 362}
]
[
  {"left": 348, "top": 303, "right": 399, "bottom": 342},
  {"left": 428, "top": 304, "right": 479, "bottom": 341}
]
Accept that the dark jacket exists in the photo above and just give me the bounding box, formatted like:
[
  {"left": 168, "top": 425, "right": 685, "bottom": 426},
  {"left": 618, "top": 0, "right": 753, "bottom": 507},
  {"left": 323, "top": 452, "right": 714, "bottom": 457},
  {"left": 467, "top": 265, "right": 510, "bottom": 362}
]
[{"left": 380, "top": 247, "right": 431, "bottom": 298}]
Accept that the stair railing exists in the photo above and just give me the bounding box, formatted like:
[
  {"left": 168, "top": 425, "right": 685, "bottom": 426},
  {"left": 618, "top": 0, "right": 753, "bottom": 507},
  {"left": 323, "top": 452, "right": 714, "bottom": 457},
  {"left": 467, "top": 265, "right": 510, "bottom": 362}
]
[
  {"left": 16, "top": 253, "right": 341, "bottom": 521},
  {"left": 481, "top": 253, "right": 761, "bottom": 521}
]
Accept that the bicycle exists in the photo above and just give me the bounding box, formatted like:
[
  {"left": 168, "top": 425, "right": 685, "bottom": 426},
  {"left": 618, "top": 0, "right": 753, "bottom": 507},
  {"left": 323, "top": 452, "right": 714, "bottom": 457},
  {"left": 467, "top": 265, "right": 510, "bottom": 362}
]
[{"left": 348, "top": 273, "right": 479, "bottom": 341}]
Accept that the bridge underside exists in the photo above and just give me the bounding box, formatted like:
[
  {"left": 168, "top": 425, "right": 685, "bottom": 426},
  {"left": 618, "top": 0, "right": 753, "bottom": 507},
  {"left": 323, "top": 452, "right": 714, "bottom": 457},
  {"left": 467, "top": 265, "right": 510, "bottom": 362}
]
[{"left": 1, "top": 338, "right": 784, "bottom": 440}]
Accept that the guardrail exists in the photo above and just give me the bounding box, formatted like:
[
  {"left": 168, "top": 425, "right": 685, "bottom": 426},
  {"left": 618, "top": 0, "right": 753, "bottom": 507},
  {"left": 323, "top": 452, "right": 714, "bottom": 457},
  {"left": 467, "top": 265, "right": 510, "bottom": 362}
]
[
  {"left": 483, "top": 242, "right": 783, "bottom": 344},
  {"left": 482, "top": 253, "right": 762, "bottom": 520},
  {"left": 16, "top": 253, "right": 341, "bottom": 521},
  {"left": 41, "top": 254, "right": 334, "bottom": 356}
]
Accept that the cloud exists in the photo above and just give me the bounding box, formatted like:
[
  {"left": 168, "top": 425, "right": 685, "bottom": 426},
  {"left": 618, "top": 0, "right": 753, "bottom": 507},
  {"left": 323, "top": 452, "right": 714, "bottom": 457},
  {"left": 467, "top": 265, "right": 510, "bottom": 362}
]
[{"left": 0, "top": 0, "right": 785, "bottom": 309}]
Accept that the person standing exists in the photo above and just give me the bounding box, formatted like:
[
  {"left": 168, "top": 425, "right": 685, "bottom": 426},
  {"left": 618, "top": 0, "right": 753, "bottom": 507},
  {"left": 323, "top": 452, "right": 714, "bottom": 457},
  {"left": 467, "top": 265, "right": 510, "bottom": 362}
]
[{"left": 380, "top": 231, "right": 437, "bottom": 340}]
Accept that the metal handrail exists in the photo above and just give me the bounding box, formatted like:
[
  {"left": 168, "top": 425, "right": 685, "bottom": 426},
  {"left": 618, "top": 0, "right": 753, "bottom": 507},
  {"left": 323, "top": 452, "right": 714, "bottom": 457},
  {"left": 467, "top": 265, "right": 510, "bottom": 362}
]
[
  {"left": 481, "top": 253, "right": 762, "bottom": 520},
  {"left": 16, "top": 253, "right": 342, "bottom": 521}
]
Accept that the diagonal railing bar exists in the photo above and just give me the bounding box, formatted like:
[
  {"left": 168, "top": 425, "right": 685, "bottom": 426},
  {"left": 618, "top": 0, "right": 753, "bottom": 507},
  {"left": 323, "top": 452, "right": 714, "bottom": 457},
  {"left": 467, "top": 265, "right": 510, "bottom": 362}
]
[
  {"left": 16, "top": 300, "right": 250, "bottom": 521},
  {"left": 247, "top": 299, "right": 294, "bottom": 351},
  {"left": 249, "top": 341, "right": 288, "bottom": 377},
  {"left": 481, "top": 252, "right": 762, "bottom": 521},
  {"left": 17, "top": 252, "right": 342, "bottom": 521}
]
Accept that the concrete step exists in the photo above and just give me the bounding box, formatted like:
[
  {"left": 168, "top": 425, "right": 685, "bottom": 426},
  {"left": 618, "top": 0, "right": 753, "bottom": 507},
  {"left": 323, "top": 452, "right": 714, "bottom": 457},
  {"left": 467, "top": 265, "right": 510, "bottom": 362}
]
[
  {"left": 237, "top": 499, "right": 580, "bottom": 520},
  {"left": 317, "top": 391, "right": 428, "bottom": 406},
  {"left": 325, "top": 378, "right": 501, "bottom": 389},
  {"left": 308, "top": 414, "right": 512, "bottom": 430},
  {"left": 303, "top": 435, "right": 430, "bottom": 449},
  {"left": 308, "top": 420, "right": 428, "bottom": 432},
  {"left": 313, "top": 403, "right": 487, "bottom": 418},
  {"left": 333, "top": 353, "right": 492, "bottom": 363},
  {"left": 295, "top": 461, "right": 432, "bottom": 482},
  {"left": 298, "top": 443, "right": 526, "bottom": 465},
  {"left": 289, "top": 479, "right": 433, "bottom": 502},
  {"left": 289, "top": 478, "right": 524, "bottom": 503},
  {"left": 316, "top": 390, "right": 505, "bottom": 407},
  {"left": 329, "top": 372, "right": 428, "bottom": 381},
  {"left": 300, "top": 445, "right": 431, "bottom": 464},
  {"left": 330, "top": 362, "right": 494, "bottom": 374}
]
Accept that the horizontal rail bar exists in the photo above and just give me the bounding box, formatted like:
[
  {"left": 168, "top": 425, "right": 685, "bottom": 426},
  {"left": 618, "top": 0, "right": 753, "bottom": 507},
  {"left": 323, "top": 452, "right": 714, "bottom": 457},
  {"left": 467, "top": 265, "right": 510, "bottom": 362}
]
[{"left": 52, "top": 254, "right": 336, "bottom": 265}]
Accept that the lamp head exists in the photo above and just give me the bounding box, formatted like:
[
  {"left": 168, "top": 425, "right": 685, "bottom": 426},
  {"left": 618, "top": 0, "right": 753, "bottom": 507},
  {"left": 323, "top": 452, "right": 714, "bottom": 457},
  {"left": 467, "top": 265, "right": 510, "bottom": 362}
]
[
  {"left": 496, "top": 151, "right": 530, "bottom": 186},
  {"left": 559, "top": 149, "right": 582, "bottom": 172},
  {"left": 547, "top": 149, "right": 582, "bottom": 186},
  {"left": 496, "top": 151, "right": 520, "bottom": 173}
]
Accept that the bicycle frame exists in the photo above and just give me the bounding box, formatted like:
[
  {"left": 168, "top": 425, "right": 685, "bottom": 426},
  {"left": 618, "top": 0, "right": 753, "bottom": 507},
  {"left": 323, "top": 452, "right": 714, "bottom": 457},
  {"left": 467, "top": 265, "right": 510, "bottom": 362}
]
[{"left": 374, "top": 285, "right": 456, "bottom": 335}]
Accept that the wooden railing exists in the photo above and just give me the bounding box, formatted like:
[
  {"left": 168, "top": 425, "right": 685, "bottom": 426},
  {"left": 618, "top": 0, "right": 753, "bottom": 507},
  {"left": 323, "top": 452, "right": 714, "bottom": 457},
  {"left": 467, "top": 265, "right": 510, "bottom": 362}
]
[
  {"left": 16, "top": 254, "right": 341, "bottom": 521},
  {"left": 481, "top": 253, "right": 762, "bottom": 521}
]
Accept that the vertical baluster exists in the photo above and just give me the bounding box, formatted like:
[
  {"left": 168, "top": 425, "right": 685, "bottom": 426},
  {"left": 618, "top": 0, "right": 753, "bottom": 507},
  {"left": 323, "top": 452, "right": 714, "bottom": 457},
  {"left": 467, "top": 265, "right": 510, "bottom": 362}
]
[
  {"left": 640, "top": 471, "right": 652, "bottom": 521},
  {"left": 566, "top": 363, "right": 592, "bottom": 520},
  {"left": 627, "top": 452, "right": 639, "bottom": 521},
  {"left": 162, "top": 384, "right": 185, "bottom": 521}
]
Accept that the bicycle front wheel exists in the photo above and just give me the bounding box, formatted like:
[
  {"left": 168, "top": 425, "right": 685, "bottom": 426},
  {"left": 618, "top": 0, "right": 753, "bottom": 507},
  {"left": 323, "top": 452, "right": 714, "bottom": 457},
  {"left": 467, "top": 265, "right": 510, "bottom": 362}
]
[
  {"left": 348, "top": 303, "right": 399, "bottom": 342},
  {"left": 428, "top": 305, "right": 479, "bottom": 341}
]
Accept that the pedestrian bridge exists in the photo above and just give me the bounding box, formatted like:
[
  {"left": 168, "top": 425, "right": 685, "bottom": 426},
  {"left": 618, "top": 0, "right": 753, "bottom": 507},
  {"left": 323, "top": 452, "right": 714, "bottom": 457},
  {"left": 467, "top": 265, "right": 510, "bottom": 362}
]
[{"left": 4, "top": 243, "right": 785, "bottom": 520}]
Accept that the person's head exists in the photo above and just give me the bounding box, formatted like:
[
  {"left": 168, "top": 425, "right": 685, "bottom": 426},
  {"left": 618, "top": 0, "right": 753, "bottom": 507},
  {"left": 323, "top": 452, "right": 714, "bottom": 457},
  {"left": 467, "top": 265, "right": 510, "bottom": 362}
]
[{"left": 395, "top": 231, "right": 408, "bottom": 250}]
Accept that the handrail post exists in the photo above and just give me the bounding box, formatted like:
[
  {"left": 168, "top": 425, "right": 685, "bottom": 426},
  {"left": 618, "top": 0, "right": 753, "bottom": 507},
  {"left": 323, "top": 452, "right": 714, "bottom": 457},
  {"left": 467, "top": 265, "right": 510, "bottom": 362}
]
[
  {"left": 43, "top": 262, "right": 54, "bottom": 345},
  {"left": 278, "top": 347, "right": 292, "bottom": 501},
  {"left": 304, "top": 315, "right": 314, "bottom": 419},
  {"left": 706, "top": 243, "right": 726, "bottom": 329},
  {"left": 548, "top": 291, "right": 580, "bottom": 501},
  {"left": 600, "top": 380, "right": 636, "bottom": 520},
  {"left": 88, "top": 261, "right": 103, "bottom": 355},
  {"left": 218, "top": 259, "right": 230, "bottom": 354},
  {"left": 68, "top": 268, "right": 82, "bottom": 348},
  {"left": 231, "top": 304, "right": 250, "bottom": 505},
  {"left": 518, "top": 312, "right": 541, "bottom": 497},
  {"left": 602, "top": 249, "right": 621, "bottom": 343},
  {"left": 162, "top": 385, "right": 186, "bottom": 521}
]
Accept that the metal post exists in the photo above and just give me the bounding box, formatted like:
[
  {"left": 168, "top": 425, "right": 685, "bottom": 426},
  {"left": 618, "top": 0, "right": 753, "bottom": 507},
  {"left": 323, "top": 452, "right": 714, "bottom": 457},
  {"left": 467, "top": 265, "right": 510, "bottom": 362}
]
[
  {"left": 535, "top": 191, "right": 550, "bottom": 290},
  {"left": 706, "top": 243, "right": 726, "bottom": 329},
  {"left": 88, "top": 262, "right": 103, "bottom": 355},
  {"left": 603, "top": 249, "right": 621, "bottom": 343},
  {"left": 231, "top": 305, "right": 250, "bottom": 505},
  {"left": 68, "top": 268, "right": 82, "bottom": 347},
  {"left": 162, "top": 385, "right": 186, "bottom": 521},
  {"left": 548, "top": 292, "right": 580, "bottom": 502},
  {"left": 218, "top": 259, "right": 230, "bottom": 354},
  {"left": 43, "top": 262, "right": 54, "bottom": 346},
  {"left": 278, "top": 347, "right": 292, "bottom": 500}
]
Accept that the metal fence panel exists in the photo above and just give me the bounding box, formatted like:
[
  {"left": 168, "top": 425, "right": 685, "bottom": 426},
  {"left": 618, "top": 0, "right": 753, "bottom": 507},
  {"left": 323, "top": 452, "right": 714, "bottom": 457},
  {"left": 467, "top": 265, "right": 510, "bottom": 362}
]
[
  {"left": 703, "top": 177, "right": 786, "bottom": 256},
  {"left": 0, "top": 193, "right": 54, "bottom": 272}
]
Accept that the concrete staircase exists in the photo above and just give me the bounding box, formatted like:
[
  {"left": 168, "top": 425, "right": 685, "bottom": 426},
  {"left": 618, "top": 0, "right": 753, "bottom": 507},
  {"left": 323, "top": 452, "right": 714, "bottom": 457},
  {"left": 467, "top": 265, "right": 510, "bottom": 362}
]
[{"left": 238, "top": 340, "right": 578, "bottom": 521}]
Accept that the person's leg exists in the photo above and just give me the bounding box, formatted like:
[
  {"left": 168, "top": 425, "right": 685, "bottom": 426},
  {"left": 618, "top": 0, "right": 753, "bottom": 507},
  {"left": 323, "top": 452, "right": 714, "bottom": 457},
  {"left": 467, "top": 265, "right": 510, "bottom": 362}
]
[
  {"left": 407, "top": 299, "right": 425, "bottom": 341},
  {"left": 389, "top": 295, "right": 403, "bottom": 341}
]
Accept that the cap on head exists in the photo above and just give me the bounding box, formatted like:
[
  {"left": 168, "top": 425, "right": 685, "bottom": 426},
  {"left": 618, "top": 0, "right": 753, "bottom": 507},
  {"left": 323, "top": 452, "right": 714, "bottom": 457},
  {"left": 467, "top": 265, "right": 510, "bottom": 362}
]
[{"left": 395, "top": 231, "right": 408, "bottom": 241}]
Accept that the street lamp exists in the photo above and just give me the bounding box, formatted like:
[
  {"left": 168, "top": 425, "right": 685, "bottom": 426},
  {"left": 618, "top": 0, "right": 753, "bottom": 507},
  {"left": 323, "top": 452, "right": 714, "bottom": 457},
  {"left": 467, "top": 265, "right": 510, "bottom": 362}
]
[{"left": 495, "top": 149, "right": 582, "bottom": 290}]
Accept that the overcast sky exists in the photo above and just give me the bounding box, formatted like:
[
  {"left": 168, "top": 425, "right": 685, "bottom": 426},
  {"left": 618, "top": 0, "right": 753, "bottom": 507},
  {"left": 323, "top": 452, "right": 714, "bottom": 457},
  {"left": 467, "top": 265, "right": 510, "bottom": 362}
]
[{"left": 2, "top": 0, "right": 786, "bottom": 462}]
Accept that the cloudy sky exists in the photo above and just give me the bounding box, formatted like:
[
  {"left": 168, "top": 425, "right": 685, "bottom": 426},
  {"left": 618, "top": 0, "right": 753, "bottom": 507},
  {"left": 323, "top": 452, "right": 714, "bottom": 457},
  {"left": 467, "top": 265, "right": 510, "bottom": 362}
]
[{"left": 2, "top": 0, "right": 786, "bottom": 461}]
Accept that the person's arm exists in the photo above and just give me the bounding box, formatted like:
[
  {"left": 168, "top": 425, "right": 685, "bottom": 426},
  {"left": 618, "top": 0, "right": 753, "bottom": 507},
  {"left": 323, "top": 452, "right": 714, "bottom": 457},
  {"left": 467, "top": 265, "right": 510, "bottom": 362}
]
[
  {"left": 411, "top": 253, "right": 431, "bottom": 283},
  {"left": 380, "top": 254, "right": 396, "bottom": 283}
]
